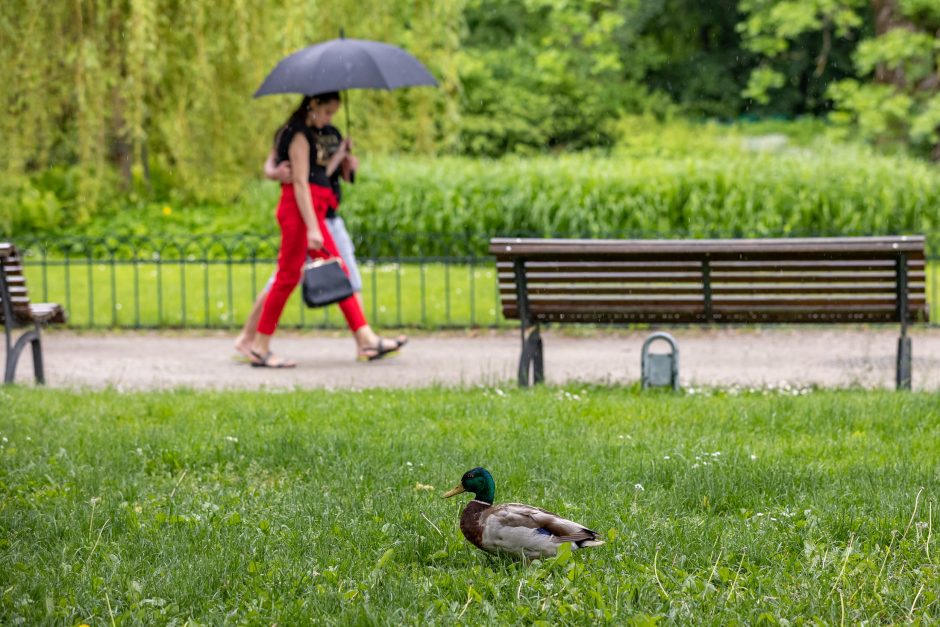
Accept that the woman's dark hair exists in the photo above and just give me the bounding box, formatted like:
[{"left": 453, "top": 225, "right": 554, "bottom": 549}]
[
  {"left": 275, "top": 92, "right": 342, "bottom": 147},
  {"left": 282, "top": 92, "right": 341, "bottom": 130}
]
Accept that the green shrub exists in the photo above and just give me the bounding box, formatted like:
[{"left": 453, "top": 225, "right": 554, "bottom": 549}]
[{"left": 10, "top": 121, "right": 939, "bottom": 257}]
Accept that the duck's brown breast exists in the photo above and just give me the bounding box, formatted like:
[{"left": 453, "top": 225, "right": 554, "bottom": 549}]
[{"left": 459, "top": 500, "right": 491, "bottom": 551}]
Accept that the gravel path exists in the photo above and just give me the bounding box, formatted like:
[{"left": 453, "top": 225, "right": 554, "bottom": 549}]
[{"left": 11, "top": 327, "right": 940, "bottom": 391}]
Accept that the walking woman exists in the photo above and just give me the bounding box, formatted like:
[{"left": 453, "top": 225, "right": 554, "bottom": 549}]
[{"left": 249, "top": 92, "right": 405, "bottom": 367}]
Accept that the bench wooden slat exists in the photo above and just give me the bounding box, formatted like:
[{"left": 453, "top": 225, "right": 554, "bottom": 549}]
[
  {"left": 499, "top": 272, "right": 705, "bottom": 284},
  {"left": 29, "top": 303, "right": 67, "bottom": 324},
  {"left": 502, "top": 308, "right": 915, "bottom": 324},
  {"left": 500, "top": 283, "right": 924, "bottom": 297},
  {"left": 503, "top": 297, "right": 927, "bottom": 310},
  {"left": 500, "top": 263, "right": 923, "bottom": 277},
  {"left": 490, "top": 236, "right": 927, "bottom": 257},
  {"left": 497, "top": 260, "right": 703, "bottom": 269},
  {"left": 504, "top": 307, "right": 919, "bottom": 322},
  {"left": 712, "top": 284, "right": 921, "bottom": 296},
  {"left": 501, "top": 286, "right": 708, "bottom": 296},
  {"left": 709, "top": 271, "right": 923, "bottom": 283},
  {"left": 497, "top": 253, "right": 924, "bottom": 264},
  {"left": 500, "top": 258, "right": 925, "bottom": 272},
  {"left": 501, "top": 270, "right": 926, "bottom": 285}
]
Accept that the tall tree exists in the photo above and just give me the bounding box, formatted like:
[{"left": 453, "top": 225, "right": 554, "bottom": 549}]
[
  {"left": 739, "top": 0, "right": 940, "bottom": 158},
  {"left": 0, "top": 0, "right": 463, "bottom": 222}
]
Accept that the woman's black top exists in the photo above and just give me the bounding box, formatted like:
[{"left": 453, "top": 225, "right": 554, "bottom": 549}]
[{"left": 275, "top": 121, "right": 344, "bottom": 203}]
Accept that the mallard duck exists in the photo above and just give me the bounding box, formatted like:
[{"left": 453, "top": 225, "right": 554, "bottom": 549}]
[{"left": 442, "top": 467, "right": 604, "bottom": 560}]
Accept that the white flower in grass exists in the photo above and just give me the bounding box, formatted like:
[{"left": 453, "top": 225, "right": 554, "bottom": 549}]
[
  {"left": 225, "top": 436, "right": 238, "bottom": 443},
  {"left": 750, "top": 454, "right": 758, "bottom": 461},
  {"left": 663, "top": 455, "right": 670, "bottom": 460},
  {"left": 634, "top": 483, "right": 644, "bottom": 492}
]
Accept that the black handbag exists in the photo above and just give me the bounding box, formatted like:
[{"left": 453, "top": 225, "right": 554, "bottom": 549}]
[{"left": 302, "top": 257, "right": 354, "bottom": 308}]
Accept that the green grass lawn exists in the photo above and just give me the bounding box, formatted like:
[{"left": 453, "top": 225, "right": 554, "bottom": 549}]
[
  {"left": 2, "top": 386, "right": 939, "bottom": 624},
  {"left": 21, "top": 258, "right": 940, "bottom": 330}
]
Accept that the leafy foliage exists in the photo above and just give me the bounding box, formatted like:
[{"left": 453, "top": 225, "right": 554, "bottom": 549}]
[
  {"left": 15, "top": 121, "right": 937, "bottom": 256},
  {"left": 739, "top": 0, "right": 940, "bottom": 157},
  {"left": 0, "top": 0, "right": 463, "bottom": 214}
]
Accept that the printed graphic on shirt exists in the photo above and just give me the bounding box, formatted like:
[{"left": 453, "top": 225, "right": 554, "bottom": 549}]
[{"left": 314, "top": 128, "right": 341, "bottom": 167}]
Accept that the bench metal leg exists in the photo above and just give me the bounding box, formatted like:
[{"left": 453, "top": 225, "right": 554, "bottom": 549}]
[
  {"left": 4, "top": 324, "right": 43, "bottom": 385},
  {"left": 518, "top": 325, "right": 544, "bottom": 387},
  {"left": 897, "top": 335, "right": 912, "bottom": 391}
]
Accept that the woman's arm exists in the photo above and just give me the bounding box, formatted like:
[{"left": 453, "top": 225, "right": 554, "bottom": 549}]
[
  {"left": 288, "top": 134, "right": 323, "bottom": 251},
  {"left": 341, "top": 154, "right": 359, "bottom": 182},
  {"left": 264, "top": 149, "right": 292, "bottom": 183},
  {"left": 325, "top": 138, "right": 350, "bottom": 177}
]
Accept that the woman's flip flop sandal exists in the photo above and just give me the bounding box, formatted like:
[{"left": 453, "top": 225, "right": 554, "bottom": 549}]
[
  {"left": 358, "top": 336, "right": 408, "bottom": 362},
  {"left": 250, "top": 350, "right": 297, "bottom": 369}
]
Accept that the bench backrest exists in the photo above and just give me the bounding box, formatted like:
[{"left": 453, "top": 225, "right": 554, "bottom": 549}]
[
  {"left": 490, "top": 236, "right": 929, "bottom": 325},
  {"left": 0, "top": 243, "right": 33, "bottom": 324}
]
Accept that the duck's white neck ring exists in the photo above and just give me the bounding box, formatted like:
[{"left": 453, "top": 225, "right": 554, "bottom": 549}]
[{"left": 471, "top": 499, "right": 492, "bottom": 506}]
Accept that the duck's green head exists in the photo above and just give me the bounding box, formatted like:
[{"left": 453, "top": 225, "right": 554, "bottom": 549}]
[{"left": 442, "top": 467, "right": 495, "bottom": 504}]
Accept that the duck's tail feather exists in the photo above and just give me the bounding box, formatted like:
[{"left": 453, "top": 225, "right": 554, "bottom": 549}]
[{"left": 574, "top": 538, "right": 605, "bottom": 549}]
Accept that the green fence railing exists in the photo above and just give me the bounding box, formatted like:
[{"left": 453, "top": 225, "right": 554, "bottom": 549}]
[{"left": 11, "top": 232, "right": 939, "bottom": 330}]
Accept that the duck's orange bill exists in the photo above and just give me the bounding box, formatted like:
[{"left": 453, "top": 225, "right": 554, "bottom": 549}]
[{"left": 442, "top": 485, "right": 465, "bottom": 498}]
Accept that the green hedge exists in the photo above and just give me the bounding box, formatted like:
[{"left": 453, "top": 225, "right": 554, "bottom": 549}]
[
  {"left": 343, "top": 132, "right": 939, "bottom": 254},
  {"left": 10, "top": 122, "right": 940, "bottom": 257}
]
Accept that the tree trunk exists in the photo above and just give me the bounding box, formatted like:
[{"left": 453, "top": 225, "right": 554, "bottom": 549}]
[
  {"left": 869, "top": 0, "right": 912, "bottom": 87},
  {"left": 105, "top": 4, "right": 134, "bottom": 189},
  {"left": 109, "top": 89, "right": 134, "bottom": 188}
]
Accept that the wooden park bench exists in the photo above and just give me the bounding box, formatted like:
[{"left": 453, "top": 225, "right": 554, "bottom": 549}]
[
  {"left": 490, "top": 236, "right": 929, "bottom": 389},
  {"left": 0, "top": 243, "right": 66, "bottom": 384}
]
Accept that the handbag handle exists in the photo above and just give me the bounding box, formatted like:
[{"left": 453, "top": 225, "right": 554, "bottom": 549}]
[{"left": 304, "top": 256, "right": 344, "bottom": 270}]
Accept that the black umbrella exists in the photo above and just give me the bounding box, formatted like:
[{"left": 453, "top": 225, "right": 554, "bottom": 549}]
[
  {"left": 254, "top": 37, "right": 438, "bottom": 97},
  {"left": 254, "top": 34, "right": 437, "bottom": 162}
]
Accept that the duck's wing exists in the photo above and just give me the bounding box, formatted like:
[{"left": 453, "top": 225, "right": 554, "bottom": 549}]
[{"left": 487, "top": 503, "right": 603, "bottom": 545}]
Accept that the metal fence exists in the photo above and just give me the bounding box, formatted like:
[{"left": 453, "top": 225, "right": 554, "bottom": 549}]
[
  {"left": 12, "top": 233, "right": 940, "bottom": 330},
  {"left": 14, "top": 233, "right": 502, "bottom": 330}
]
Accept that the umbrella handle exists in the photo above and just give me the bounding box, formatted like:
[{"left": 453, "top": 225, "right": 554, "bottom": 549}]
[{"left": 343, "top": 88, "right": 355, "bottom": 183}]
